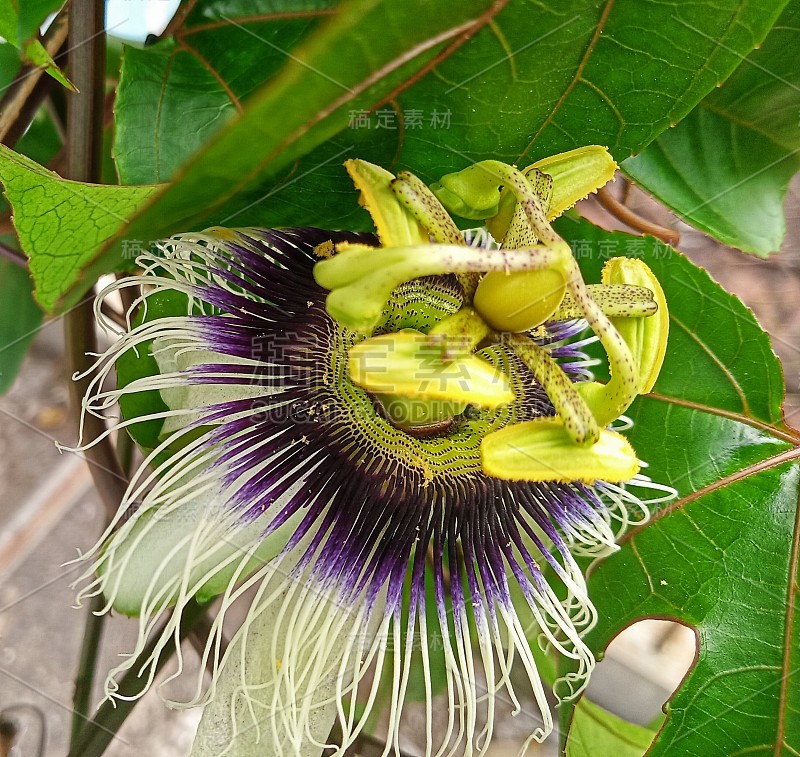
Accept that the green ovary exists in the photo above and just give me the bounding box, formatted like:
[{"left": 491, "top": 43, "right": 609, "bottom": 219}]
[{"left": 474, "top": 268, "right": 567, "bottom": 333}]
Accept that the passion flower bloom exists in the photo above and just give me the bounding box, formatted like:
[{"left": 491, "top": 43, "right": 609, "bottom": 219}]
[{"left": 69, "top": 151, "right": 674, "bottom": 756}]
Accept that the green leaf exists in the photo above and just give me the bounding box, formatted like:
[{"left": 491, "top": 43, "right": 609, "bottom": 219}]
[
  {"left": 115, "top": 289, "right": 181, "bottom": 450},
  {"left": 0, "top": 86, "right": 62, "bottom": 217},
  {"left": 0, "top": 1, "right": 74, "bottom": 89},
  {"left": 559, "top": 219, "right": 800, "bottom": 756},
  {"left": 113, "top": 2, "right": 337, "bottom": 185},
  {"left": 0, "top": 40, "right": 21, "bottom": 86},
  {"left": 0, "top": 145, "right": 159, "bottom": 311},
  {"left": 623, "top": 0, "right": 800, "bottom": 256},
  {"left": 117, "top": 0, "right": 790, "bottom": 197},
  {"left": 17, "top": 0, "right": 63, "bottom": 42},
  {"left": 22, "top": 37, "right": 75, "bottom": 90},
  {"left": 14, "top": 108, "right": 62, "bottom": 167},
  {"left": 0, "top": 256, "right": 43, "bottom": 393},
  {"left": 0, "top": 1, "right": 19, "bottom": 44},
  {"left": 395, "top": 0, "right": 790, "bottom": 169},
  {"left": 566, "top": 699, "right": 655, "bottom": 757},
  {"left": 112, "top": 0, "right": 784, "bottom": 225},
  {"left": 65, "top": 0, "right": 783, "bottom": 310},
  {"left": 114, "top": 0, "right": 501, "bottom": 220},
  {"left": 113, "top": 40, "right": 238, "bottom": 185}
]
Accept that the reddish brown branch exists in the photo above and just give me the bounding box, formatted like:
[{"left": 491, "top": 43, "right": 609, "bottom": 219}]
[
  {"left": 63, "top": 1, "right": 128, "bottom": 518},
  {"left": 596, "top": 185, "right": 681, "bottom": 246}
]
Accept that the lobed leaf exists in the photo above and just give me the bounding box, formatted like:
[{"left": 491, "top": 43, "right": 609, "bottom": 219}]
[
  {"left": 18, "top": 0, "right": 788, "bottom": 311},
  {"left": 0, "top": 145, "right": 159, "bottom": 311},
  {"left": 559, "top": 219, "right": 800, "bottom": 756},
  {"left": 98, "top": 0, "right": 788, "bottom": 282},
  {"left": 624, "top": 0, "right": 800, "bottom": 256}
]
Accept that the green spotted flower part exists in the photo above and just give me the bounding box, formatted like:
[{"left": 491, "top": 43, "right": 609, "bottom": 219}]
[
  {"left": 316, "top": 150, "right": 668, "bottom": 471},
  {"left": 66, "top": 147, "right": 674, "bottom": 756}
]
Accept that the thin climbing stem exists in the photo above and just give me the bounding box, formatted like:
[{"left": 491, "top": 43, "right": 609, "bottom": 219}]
[
  {"left": 596, "top": 185, "right": 680, "bottom": 246},
  {"left": 63, "top": 7, "right": 122, "bottom": 754},
  {"left": 0, "top": 241, "right": 26, "bottom": 268},
  {"left": 66, "top": 601, "right": 210, "bottom": 757},
  {"left": 69, "top": 592, "right": 107, "bottom": 749},
  {"left": 64, "top": 0, "right": 127, "bottom": 517}
]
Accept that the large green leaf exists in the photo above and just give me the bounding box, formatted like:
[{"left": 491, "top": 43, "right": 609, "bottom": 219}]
[
  {"left": 17, "top": 0, "right": 63, "bottom": 42},
  {"left": 98, "top": 0, "right": 784, "bottom": 263},
  {"left": 113, "top": 1, "right": 337, "bottom": 185},
  {"left": 0, "top": 145, "right": 159, "bottom": 311},
  {"left": 623, "top": 0, "right": 800, "bottom": 256},
  {"left": 34, "top": 0, "right": 786, "bottom": 311},
  {"left": 0, "top": 256, "right": 43, "bottom": 393},
  {"left": 110, "top": 0, "right": 504, "bottom": 234},
  {"left": 559, "top": 219, "right": 800, "bottom": 756},
  {"left": 111, "top": 0, "right": 787, "bottom": 226}
]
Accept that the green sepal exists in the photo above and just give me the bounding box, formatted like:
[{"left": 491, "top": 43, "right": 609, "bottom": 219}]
[
  {"left": 116, "top": 288, "right": 188, "bottom": 450},
  {"left": 100, "top": 501, "right": 302, "bottom": 617}
]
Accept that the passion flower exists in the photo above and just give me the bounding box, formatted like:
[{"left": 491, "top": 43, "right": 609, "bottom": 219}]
[{"left": 67, "top": 150, "right": 674, "bottom": 756}]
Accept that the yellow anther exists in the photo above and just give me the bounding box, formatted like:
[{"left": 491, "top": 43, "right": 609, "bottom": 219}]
[
  {"left": 481, "top": 417, "right": 640, "bottom": 483},
  {"left": 348, "top": 329, "right": 513, "bottom": 408},
  {"left": 601, "top": 257, "right": 669, "bottom": 393}
]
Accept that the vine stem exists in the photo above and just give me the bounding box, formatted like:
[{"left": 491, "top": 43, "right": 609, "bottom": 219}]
[
  {"left": 160, "top": 0, "right": 200, "bottom": 40},
  {"left": 0, "top": 241, "right": 26, "bottom": 268},
  {"left": 596, "top": 185, "right": 680, "bottom": 246},
  {"left": 66, "top": 601, "right": 211, "bottom": 757},
  {"left": 69, "top": 433, "right": 133, "bottom": 750},
  {"left": 69, "top": 593, "right": 107, "bottom": 747},
  {"left": 63, "top": 5, "right": 227, "bottom": 751},
  {"left": 63, "top": 6, "right": 122, "bottom": 754},
  {"left": 64, "top": 0, "right": 127, "bottom": 516}
]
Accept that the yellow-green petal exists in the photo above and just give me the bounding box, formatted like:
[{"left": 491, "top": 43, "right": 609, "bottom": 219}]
[
  {"left": 533, "top": 145, "right": 618, "bottom": 218},
  {"left": 344, "top": 158, "right": 428, "bottom": 247}
]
